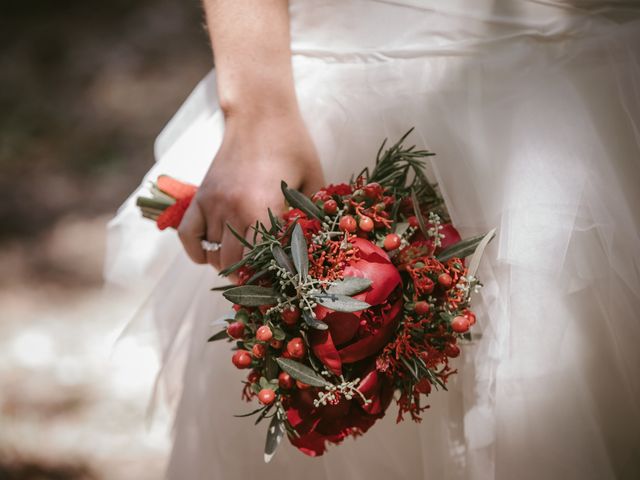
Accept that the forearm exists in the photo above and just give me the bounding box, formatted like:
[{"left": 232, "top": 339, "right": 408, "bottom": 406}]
[{"left": 202, "top": 0, "right": 298, "bottom": 119}]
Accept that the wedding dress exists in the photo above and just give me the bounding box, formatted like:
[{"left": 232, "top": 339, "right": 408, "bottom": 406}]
[{"left": 105, "top": 1, "right": 640, "bottom": 479}]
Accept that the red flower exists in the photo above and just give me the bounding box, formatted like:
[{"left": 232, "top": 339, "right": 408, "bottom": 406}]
[
  {"left": 310, "top": 238, "right": 402, "bottom": 376},
  {"left": 323, "top": 183, "right": 353, "bottom": 196},
  {"left": 282, "top": 208, "right": 321, "bottom": 237},
  {"left": 410, "top": 222, "right": 461, "bottom": 254},
  {"left": 286, "top": 364, "right": 393, "bottom": 456}
]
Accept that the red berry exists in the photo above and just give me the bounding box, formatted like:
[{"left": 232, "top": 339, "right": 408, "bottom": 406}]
[
  {"left": 438, "top": 273, "right": 453, "bottom": 289},
  {"left": 419, "top": 351, "right": 430, "bottom": 362},
  {"left": 363, "top": 182, "right": 382, "bottom": 199},
  {"left": 227, "top": 322, "right": 245, "bottom": 339},
  {"left": 415, "top": 378, "right": 432, "bottom": 395},
  {"left": 287, "top": 338, "right": 306, "bottom": 359},
  {"left": 258, "top": 388, "right": 276, "bottom": 405},
  {"left": 464, "top": 309, "right": 477, "bottom": 326},
  {"left": 383, "top": 233, "right": 401, "bottom": 250},
  {"left": 451, "top": 315, "right": 470, "bottom": 333},
  {"left": 323, "top": 199, "right": 338, "bottom": 214},
  {"left": 232, "top": 350, "right": 252, "bottom": 369},
  {"left": 278, "top": 372, "right": 294, "bottom": 390},
  {"left": 270, "top": 339, "right": 283, "bottom": 349},
  {"left": 359, "top": 216, "right": 374, "bottom": 232},
  {"left": 408, "top": 216, "right": 420, "bottom": 228},
  {"left": 252, "top": 343, "right": 266, "bottom": 359},
  {"left": 414, "top": 301, "right": 430, "bottom": 315},
  {"left": 444, "top": 342, "right": 460, "bottom": 358},
  {"left": 258, "top": 304, "right": 274, "bottom": 315},
  {"left": 339, "top": 215, "right": 357, "bottom": 233},
  {"left": 282, "top": 306, "right": 301, "bottom": 326},
  {"left": 295, "top": 380, "right": 310, "bottom": 390},
  {"left": 256, "top": 325, "right": 273, "bottom": 342}
]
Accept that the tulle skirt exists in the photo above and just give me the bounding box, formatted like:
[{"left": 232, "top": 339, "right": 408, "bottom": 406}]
[{"left": 105, "top": 1, "right": 640, "bottom": 478}]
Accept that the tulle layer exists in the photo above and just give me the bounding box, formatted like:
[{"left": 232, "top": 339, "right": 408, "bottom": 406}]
[{"left": 106, "top": 2, "right": 640, "bottom": 478}]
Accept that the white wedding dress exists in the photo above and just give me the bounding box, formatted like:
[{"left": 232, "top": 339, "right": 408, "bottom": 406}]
[{"left": 105, "top": 1, "right": 640, "bottom": 479}]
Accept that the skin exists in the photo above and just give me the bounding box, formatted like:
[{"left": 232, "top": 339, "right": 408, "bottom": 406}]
[{"left": 178, "top": 0, "right": 325, "bottom": 276}]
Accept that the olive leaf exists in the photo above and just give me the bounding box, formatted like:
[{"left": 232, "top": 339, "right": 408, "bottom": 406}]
[
  {"left": 437, "top": 233, "right": 493, "bottom": 263},
  {"left": 223, "top": 285, "right": 279, "bottom": 306},
  {"left": 281, "top": 181, "right": 323, "bottom": 220},
  {"left": 326, "top": 276, "right": 372, "bottom": 296},
  {"left": 290, "top": 223, "right": 309, "bottom": 279},
  {"left": 410, "top": 188, "right": 430, "bottom": 238},
  {"left": 271, "top": 244, "right": 296, "bottom": 274},
  {"left": 264, "top": 415, "right": 286, "bottom": 463},
  {"left": 264, "top": 353, "right": 279, "bottom": 380},
  {"left": 467, "top": 228, "right": 496, "bottom": 277},
  {"left": 313, "top": 293, "right": 370, "bottom": 313},
  {"left": 275, "top": 358, "right": 332, "bottom": 387},
  {"left": 302, "top": 310, "right": 328, "bottom": 331},
  {"left": 210, "top": 284, "right": 236, "bottom": 291},
  {"left": 207, "top": 330, "right": 229, "bottom": 342}
]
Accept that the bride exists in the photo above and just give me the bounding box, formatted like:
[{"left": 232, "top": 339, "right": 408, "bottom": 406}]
[{"left": 106, "top": 0, "right": 640, "bottom": 478}]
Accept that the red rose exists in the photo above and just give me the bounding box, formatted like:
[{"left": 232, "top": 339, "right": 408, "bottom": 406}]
[{"left": 310, "top": 238, "right": 402, "bottom": 376}]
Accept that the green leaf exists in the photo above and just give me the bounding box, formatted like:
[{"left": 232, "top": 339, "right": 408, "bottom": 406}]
[
  {"left": 302, "top": 310, "right": 328, "bottom": 330},
  {"left": 467, "top": 228, "right": 496, "bottom": 277},
  {"left": 223, "top": 286, "right": 278, "bottom": 306},
  {"left": 244, "top": 269, "right": 269, "bottom": 285},
  {"left": 234, "top": 406, "right": 266, "bottom": 418},
  {"left": 272, "top": 326, "right": 286, "bottom": 341},
  {"left": 410, "top": 188, "right": 430, "bottom": 238},
  {"left": 207, "top": 330, "right": 229, "bottom": 342},
  {"left": 290, "top": 223, "right": 309, "bottom": 278},
  {"left": 255, "top": 403, "right": 274, "bottom": 425},
  {"left": 401, "top": 357, "right": 420, "bottom": 381},
  {"left": 271, "top": 244, "right": 295, "bottom": 274},
  {"left": 313, "top": 293, "right": 370, "bottom": 313},
  {"left": 136, "top": 196, "right": 173, "bottom": 210},
  {"left": 281, "top": 181, "right": 323, "bottom": 220},
  {"left": 210, "top": 284, "right": 236, "bottom": 291},
  {"left": 225, "top": 222, "right": 254, "bottom": 249},
  {"left": 326, "top": 277, "right": 372, "bottom": 296},
  {"left": 264, "top": 415, "right": 286, "bottom": 463},
  {"left": 437, "top": 233, "right": 492, "bottom": 263},
  {"left": 275, "top": 358, "right": 332, "bottom": 387},
  {"left": 267, "top": 208, "right": 282, "bottom": 231},
  {"left": 265, "top": 354, "right": 279, "bottom": 380}
]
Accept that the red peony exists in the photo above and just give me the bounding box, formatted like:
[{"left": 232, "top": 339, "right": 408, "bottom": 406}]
[
  {"left": 286, "top": 364, "right": 394, "bottom": 456},
  {"left": 310, "top": 238, "right": 402, "bottom": 376}
]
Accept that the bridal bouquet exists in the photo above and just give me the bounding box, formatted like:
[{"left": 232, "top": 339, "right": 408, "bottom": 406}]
[{"left": 137, "top": 131, "right": 493, "bottom": 461}]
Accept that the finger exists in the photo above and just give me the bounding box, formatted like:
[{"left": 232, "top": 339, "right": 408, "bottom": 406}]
[
  {"left": 219, "top": 220, "right": 249, "bottom": 274},
  {"left": 206, "top": 217, "right": 225, "bottom": 270},
  {"left": 177, "top": 200, "right": 207, "bottom": 264}
]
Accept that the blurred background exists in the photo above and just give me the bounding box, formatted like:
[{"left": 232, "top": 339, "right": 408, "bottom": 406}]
[{"left": 0, "top": 1, "right": 211, "bottom": 478}]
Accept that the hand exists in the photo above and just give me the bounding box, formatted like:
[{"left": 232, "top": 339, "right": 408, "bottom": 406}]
[{"left": 177, "top": 112, "right": 325, "bottom": 278}]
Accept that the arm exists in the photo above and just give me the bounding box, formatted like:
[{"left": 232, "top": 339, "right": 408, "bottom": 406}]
[{"left": 178, "top": 0, "right": 324, "bottom": 275}]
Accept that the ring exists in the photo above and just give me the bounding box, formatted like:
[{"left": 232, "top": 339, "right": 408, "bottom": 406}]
[{"left": 201, "top": 239, "right": 222, "bottom": 252}]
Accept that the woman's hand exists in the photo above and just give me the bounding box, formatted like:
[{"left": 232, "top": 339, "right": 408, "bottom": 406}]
[
  {"left": 177, "top": 0, "right": 321, "bottom": 279},
  {"left": 177, "top": 111, "right": 324, "bottom": 275}
]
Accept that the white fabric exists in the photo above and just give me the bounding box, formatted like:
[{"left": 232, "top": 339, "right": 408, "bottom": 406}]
[{"left": 105, "top": 1, "right": 640, "bottom": 478}]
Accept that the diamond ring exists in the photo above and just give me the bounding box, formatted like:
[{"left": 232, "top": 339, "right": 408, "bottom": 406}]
[{"left": 201, "top": 239, "right": 222, "bottom": 252}]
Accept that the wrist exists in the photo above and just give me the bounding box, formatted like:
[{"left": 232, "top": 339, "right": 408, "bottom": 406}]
[{"left": 218, "top": 81, "right": 300, "bottom": 122}]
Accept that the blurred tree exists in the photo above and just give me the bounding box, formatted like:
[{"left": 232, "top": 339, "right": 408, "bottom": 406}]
[{"left": 0, "top": 0, "right": 210, "bottom": 241}]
